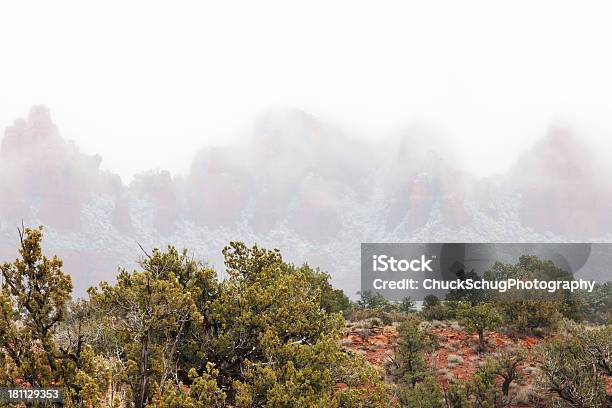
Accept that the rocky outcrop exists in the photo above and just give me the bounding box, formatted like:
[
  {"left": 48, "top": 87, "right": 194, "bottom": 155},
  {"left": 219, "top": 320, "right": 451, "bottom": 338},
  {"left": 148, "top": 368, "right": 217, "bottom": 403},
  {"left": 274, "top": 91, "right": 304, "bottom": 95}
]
[
  {"left": 0, "top": 106, "right": 121, "bottom": 231},
  {"left": 508, "top": 125, "right": 612, "bottom": 237},
  {"left": 1, "top": 107, "right": 611, "bottom": 297}
]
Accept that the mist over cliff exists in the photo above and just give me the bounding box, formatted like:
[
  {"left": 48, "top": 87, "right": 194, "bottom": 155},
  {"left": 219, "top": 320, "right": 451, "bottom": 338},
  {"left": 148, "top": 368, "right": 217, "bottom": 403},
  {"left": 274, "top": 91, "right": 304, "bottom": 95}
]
[{"left": 1, "top": 106, "right": 610, "bottom": 296}]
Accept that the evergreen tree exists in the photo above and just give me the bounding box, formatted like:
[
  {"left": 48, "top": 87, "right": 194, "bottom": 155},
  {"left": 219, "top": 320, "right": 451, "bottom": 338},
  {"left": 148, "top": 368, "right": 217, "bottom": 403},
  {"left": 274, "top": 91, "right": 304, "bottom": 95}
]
[
  {"left": 537, "top": 323, "right": 611, "bottom": 407},
  {"left": 398, "top": 376, "right": 445, "bottom": 408},
  {"left": 357, "top": 290, "right": 391, "bottom": 310},
  {"left": 88, "top": 246, "right": 204, "bottom": 407},
  {"left": 86, "top": 241, "right": 393, "bottom": 407},
  {"left": 0, "top": 226, "right": 108, "bottom": 406},
  {"left": 457, "top": 303, "right": 501, "bottom": 353},
  {"left": 386, "top": 316, "right": 437, "bottom": 387},
  {"left": 484, "top": 256, "right": 580, "bottom": 334},
  {"left": 0, "top": 226, "right": 72, "bottom": 387},
  {"left": 398, "top": 296, "right": 416, "bottom": 313}
]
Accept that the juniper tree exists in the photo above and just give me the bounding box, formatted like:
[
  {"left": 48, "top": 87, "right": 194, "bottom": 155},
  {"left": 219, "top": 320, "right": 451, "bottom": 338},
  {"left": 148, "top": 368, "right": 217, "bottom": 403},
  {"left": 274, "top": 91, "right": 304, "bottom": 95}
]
[
  {"left": 457, "top": 302, "right": 501, "bottom": 353},
  {"left": 537, "top": 323, "right": 611, "bottom": 407},
  {"left": 87, "top": 241, "right": 392, "bottom": 407},
  {"left": 185, "top": 241, "right": 393, "bottom": 407},
  {"left": 398, "top": 296, "right": 416, "bottom": 313},
  {"left": 0, "top": 226, "right": 72, "bottom": 387},
  {"left": 386, "top": 316, "right": 437, "bottom": 387},
  {"left": 288, "top": 263, "right": 352, "bottom": 315},
  {"left": 491, "top": 347, "right": 526, "bottom": 397},
  {"left": 398, "top": 376, "right": 445, "bottom": 408},
  {"left": 0, "top": 226, "right": 109, "bottom": 407},
  {"left": 88, "top": 246, "right": 204, "bottom": 408},
  {"left": 484, "top": 256, "right": 580, "bottom": 334}
]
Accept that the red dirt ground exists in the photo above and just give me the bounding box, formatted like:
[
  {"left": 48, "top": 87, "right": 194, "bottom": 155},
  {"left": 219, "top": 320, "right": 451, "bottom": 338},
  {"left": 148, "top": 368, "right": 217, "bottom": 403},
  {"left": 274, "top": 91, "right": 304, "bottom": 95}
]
[{"left": 342, "top": 322, "right": 612, "bottom": 407}]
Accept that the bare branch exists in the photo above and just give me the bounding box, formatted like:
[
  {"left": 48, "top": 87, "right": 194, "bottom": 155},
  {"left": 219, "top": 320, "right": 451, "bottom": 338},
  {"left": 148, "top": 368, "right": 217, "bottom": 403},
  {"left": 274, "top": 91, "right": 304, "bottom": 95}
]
[{"left": 137, "top": 242, "right": 152, "bottom": 260}]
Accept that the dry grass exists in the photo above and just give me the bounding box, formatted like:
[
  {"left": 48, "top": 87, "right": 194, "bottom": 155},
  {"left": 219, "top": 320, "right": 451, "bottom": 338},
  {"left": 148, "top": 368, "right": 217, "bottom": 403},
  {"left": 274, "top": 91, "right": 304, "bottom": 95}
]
[{"left": 447, "top": 354, "right": 464, "bottom": 365}]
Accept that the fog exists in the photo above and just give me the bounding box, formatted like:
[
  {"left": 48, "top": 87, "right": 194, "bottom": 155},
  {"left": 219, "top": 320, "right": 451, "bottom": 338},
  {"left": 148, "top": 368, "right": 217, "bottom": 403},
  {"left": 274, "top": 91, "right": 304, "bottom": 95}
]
[
  {"left": 2, "top": 1, "right": 612, "bottom": 181},
  {"left": 1, "top": 106, "right": 611, "bottom": 296},
  {"left": 2, "top": 1, "right": 612, "bottom": 294}
]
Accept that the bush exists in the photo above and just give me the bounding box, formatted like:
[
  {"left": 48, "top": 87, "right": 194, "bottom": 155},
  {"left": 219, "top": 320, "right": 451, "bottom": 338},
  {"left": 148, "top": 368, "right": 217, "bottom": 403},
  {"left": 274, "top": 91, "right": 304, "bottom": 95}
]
[
  {"left": 398, "top": 376, "right": 445, "bottom": 408},
  {"left": 457, "top": 302, "right": 502, "bottom": 353},
  {"left": 466, "top": 362, "right": 505, "bottom": 407},
  {"left": 423, "top": 294, "right": 440, "bottom": 309},
  {"left": 1, "top": 232, "right": 395, "bottom": 407},
  {"left": 386, "top": 316, "right": 437, "bottom": 387},
  {"left": 287, "top": 263, "right": 352, "bottom": 316},
  {"left": 484, "top": 347, "right": 526, "bottom": 397},
  {"left": 579, "top": 281, "right": 612, "bottom": 324},
  {"left": 381, "top": 313, "right": 394, "bottom": 326},
  {"left": 484, "top": 256, "right": 583, "bottom": 335},
  {"left": 496, "top": 300, "right": 562, "bottom": 336},
  {"left": 447, "top": 354, "right": 464, "bottom": 365},
  {"left": 536, "top": 323, "right": 611, "bottom": 407},
  {"left": 420, "top": 296, "right": 459, "bottom": 321},
  {"left": 512, "top": 384, "right": 536, "bottom": 406},
  {"left": 398, "top": 296, "right": 416, "bottom": 313},
  {"left": 347, "top": 308, "right": 397, "bottom": 326},
  {"left": 357, "top": 290, "right": 392, "bottom": 310},
  {"left": 421, "top": 304, "right": 452, "bottom": 321},
  {"left": 442, "top": 350, "right": 524, "bottom": 408}
]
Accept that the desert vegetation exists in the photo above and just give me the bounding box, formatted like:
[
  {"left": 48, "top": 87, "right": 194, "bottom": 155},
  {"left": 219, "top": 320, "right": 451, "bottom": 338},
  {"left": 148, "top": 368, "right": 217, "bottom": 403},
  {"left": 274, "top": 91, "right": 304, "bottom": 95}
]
[
  {"left": 344, "top": 260, "right": 611, "bottom": 407},
  {"left": 1, "top": 227, "right": 611, "bottom": 407}
]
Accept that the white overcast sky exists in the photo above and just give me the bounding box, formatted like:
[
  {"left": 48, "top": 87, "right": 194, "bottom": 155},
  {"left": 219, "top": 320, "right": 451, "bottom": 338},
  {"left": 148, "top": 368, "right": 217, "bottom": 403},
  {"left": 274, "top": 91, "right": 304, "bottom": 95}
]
[{"left": 1, "top": 0, "right": 612, "bottom": 182}]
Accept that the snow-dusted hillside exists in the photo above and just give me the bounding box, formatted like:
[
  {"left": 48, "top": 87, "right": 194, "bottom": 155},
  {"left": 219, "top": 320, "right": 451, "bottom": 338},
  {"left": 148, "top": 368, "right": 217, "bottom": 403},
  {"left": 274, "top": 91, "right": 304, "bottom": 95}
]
[{"left": 1, "top": 107, "right": 611, "bottom": 296}]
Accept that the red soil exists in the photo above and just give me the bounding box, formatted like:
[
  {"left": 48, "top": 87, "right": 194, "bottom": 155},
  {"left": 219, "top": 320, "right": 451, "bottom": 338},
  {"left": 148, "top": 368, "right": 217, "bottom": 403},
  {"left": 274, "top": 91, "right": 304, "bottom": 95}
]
[{"left": 342, "top": 322, "right": 612, "bottom": 407}]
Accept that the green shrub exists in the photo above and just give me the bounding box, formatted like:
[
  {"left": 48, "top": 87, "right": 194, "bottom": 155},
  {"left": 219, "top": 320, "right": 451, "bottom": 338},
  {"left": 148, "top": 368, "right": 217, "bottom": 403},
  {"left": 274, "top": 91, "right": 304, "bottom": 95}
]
[
  {"left": 398, "top": 296, "right": 416, "bottom": 313},
  {"left": 483, "top": 256, "right": 583, "bottom": 335},
  {"left": 457, "top": 303, "right": 502, "bottom": 353},
  {"left": 579, "top": 281, "right": 612, "bottom": 324},
  {"left": 537, "top": 323, "right": 611, "bottom": 407},
  {"left": 398, "top": 376, "right": 445, "bottom": 408},
  {"left": 386, "top": 316, "right": 437, "bottom": 387},
  {"left": 421, "top": 304, "right": 452, "bottom": 321}
]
